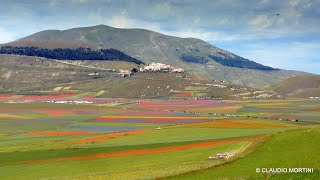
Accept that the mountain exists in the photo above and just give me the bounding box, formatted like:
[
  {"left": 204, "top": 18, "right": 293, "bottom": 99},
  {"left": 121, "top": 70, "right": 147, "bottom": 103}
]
[
  {"left": 268, "top": 75, "right": 320, "bottom": 98},
  {"left": 3, "top": 24, "right": 308, "bottom": 88}
]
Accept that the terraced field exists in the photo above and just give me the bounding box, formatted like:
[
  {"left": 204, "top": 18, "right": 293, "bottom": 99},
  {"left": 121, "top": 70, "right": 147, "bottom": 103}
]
[{"left": 0, "top": 98, "right": 318, "bottom": 179}]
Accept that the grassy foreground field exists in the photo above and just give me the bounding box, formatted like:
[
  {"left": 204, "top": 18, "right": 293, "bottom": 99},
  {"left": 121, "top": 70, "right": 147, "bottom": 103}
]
[
  {"left": 170, "top": 126, "right": 320, "bottom": 179},
  {"left": 0, "top": 98, "right": 318, "bottom": 179}
]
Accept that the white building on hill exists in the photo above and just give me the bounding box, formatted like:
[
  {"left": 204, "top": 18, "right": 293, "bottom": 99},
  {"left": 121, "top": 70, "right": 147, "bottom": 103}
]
[{"left": 118, "top": 69, "right": 132, "bottom": 77}]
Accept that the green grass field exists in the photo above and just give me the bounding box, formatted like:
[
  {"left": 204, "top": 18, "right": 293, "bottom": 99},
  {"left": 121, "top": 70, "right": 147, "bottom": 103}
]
[{"left": 170, "top": 126, "right": 320, "bottom": 179}]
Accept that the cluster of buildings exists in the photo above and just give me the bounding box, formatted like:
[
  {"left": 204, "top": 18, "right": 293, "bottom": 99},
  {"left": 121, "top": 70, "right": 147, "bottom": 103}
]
[
  {"left": 191, "top": 82, "right": 226, "bottom": 89},
  {"left": 139, "top": 63, "right": 184, "bottom": 73},
  {"left": 44, "top": 100, "right": 93, "bottom": 104},
  {"left": 117, "top": 63, "right": 184, "bottom": 77},
  {"left": 88, "top": 72, "right": 99, "bottom": 76}
]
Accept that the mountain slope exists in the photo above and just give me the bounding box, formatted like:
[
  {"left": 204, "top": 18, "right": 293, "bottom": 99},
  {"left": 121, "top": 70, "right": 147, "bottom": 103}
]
[
  {"left": 1, "top": 54, "right": 269, "bottom": 99},
  {"left": 4, "top": 25, "right": 308, "bottom": 88},
  {"left": 268, "top": 75, "right": 320, "bottom": 97}
]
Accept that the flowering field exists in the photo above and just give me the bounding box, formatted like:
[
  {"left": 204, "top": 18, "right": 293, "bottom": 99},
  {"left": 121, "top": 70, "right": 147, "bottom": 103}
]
[
  {"left": 0, "top": 93, "right": 75, "bottom": 101},
  {"left": 0, "top": 98, "right": 318, "bottom": 179}
]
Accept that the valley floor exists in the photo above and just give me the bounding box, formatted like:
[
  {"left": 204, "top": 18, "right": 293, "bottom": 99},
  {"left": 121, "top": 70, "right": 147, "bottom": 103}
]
[{"left": 0, "top": 98, "right": 319, "bottom": 179}]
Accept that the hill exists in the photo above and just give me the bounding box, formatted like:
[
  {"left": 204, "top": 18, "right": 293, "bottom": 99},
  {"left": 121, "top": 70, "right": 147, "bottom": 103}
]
[
  {"left": 0, "top": 54, "right": 275, "bottom": 99},
  {"left": 268, "top": 75, "right": 320, "bottom": 98},
  {"left": 3, "top": 25, "right": 307, "bottom": 88}
]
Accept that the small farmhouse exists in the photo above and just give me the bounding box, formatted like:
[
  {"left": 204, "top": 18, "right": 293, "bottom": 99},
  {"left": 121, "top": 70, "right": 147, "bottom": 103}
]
[{"left": 118, "top": 69, "right": 132, "bottom": 77}]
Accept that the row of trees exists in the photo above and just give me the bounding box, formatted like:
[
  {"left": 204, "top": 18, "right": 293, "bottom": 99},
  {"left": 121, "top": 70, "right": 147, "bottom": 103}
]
[
  {"left": 181, "top": 55, "right": 209, "bottom": 64},
  {"left": 208, "top": 54, "right": 277, "bottom": 71},
  {"left": 0, "top": 46, "right": 144, "bottom": 64}
]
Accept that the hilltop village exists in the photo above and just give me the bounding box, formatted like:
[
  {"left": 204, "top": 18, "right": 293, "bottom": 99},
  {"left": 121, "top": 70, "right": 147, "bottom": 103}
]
[{"left": 118, "top": 63, "right": 184, "bottom": 77}]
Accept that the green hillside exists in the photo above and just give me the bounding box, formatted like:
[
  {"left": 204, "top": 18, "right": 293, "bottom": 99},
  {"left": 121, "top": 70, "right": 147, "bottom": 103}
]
[
  {"left": 0, "top": 54, "right": 137, "bottom": 93},
  {"left": 268, "top": 75, "right": 320, "bottom": 97},
  {"left": 4, "top": 25, "right": 307, "bottom": 88},
  {"left": 0, "top": 54, "right": 273, "bottom": 99}
]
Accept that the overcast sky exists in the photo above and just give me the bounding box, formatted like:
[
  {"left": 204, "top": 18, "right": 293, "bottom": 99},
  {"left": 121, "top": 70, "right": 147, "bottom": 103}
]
[{"left": 0, "top": 0, "right": 319, "bottom": 73}]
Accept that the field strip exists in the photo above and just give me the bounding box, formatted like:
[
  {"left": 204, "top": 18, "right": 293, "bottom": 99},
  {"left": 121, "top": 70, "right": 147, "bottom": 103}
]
[
  {"left": 30, "top": 131, "right": 93, "bottom": 136},
  {"left": 19, "top": 135, "right": 265, "bottom": 165},
  {"left": 71, "top": 130, "right": 145, "bottom": 144},
  {"left": 96, "top": 116, "right": 215, "bottom": 120},
  {"left": 0, "top": 114, "right": 33, "bottom": 119},
  {"left": 172, "top": 121, "right": 288, "bottom": 128}
]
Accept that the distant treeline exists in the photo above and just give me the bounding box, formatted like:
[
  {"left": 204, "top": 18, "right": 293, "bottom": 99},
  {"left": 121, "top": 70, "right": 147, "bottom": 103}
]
[
  {"left": 0, "top": 46, "right": 144, "bottom": 64},
  {"left": 209, "top": 53, "right": 278, "bottom": 71},
  {"left": 180, "top": 53, "right": 277, "bottom": 71},
  {"left": 181, "top": 55, "right": 209, "bottom": 64}
]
